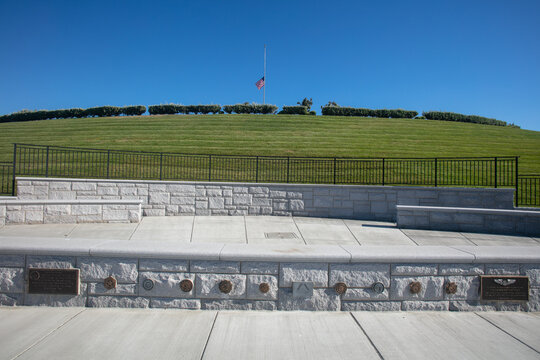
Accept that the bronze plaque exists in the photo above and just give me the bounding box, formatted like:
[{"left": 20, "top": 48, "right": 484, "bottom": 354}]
[
  {"left": 480, "top": 276, "right": 529, "bottom": 301},
  {"left": 28, "top": 268, "right": 80, "bottom": 295}
]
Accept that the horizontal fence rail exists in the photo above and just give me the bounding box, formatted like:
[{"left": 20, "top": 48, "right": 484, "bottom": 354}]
[
  {"left": 517, "top": 175, "right": 540, "bottom": 207},
  {"left": 8, "top": 143, "right": 536, "bottom": 207}
]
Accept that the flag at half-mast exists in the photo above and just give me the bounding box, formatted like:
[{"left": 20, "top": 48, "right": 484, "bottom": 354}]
[{"left": 255, "top": 76, "right": 265, "bottom": 90}]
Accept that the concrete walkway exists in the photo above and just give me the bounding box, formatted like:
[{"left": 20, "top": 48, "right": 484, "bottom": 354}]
[
  {"left": 0, "top": 307, "right": 539, "bottom": 360},
  {"left": 0, "top": 216, "right": 539, "bottom": 246}
]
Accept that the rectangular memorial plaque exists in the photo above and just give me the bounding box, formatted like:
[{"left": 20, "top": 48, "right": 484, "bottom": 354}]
[
  {"left": 28, "top": 268, "right": 80, "bottom": 295},
  {"left": 480, "top": 275, "right": 529, "bottom": 301}
]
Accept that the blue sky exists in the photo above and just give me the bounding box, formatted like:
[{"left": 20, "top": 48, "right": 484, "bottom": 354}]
[{"left": 1, "top": 0, "right": 539, "bottom": 130}]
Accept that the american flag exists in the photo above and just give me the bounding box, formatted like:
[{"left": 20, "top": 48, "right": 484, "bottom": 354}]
[{"left": 255, "top": 76, "right": 265, "bottom": 90}]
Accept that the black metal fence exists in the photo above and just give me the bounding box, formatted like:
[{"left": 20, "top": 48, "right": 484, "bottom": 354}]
[
  {"left": 517, "top": 175, "right": 540, "bottom": 207},
  {"left": 0, "top": 162, "right": 13, "bottom": 196}
]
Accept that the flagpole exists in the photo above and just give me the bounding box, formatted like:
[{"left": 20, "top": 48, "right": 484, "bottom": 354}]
[{"left": 263, "top": 44, "right": 266, "bottom": 105}]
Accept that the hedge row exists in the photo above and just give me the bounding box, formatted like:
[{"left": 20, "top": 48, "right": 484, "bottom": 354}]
[
  {"left": 422, "top": 111, "right": 512, "bottom": 127},
  {"left": 148, "top": 104, "right": 221, "bottom": 115},
  {"left": 223, "top": 104, "right": 278, "bottom": 114},
  {"left": 278, "top": 106, "right": 309, "bottom": 115},
  {"left": 321, "top": 106, "right": 418, "bottom": 119},
  {"left": 0, "top": 106, "right": 146, "bottom": 123}
]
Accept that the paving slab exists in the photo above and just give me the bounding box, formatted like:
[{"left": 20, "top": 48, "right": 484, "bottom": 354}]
[
  {"left": 192, "top": 216, "right": 246, "bottom": 244},
  {"left": 401, "top": 229, "right": 474, "bottom": 246},
  {"left": 0, "top": 307, "right": 84, "bottom": 360},
  {"left": 452, "top": 246, "right": 540, "bottom": 263},
  {"left": 293, "top": 217, "right": 358, "bottom": 244},
  {"left": 352, "top": 312, "right": 540, "bottom": 359},
  {"left": 342, "top": 245, "right": 475, "bottom": 263},
  {"left": 345, "top": 220, "right": 415, "bottom": 246},
  {"left": 220, "top": 244, "right": 351, "bottom": 262},
  {"left": 69, "top": 223, "right": 138, "bottom": 240},
  {"left": 90, "top": 240, "right": 224, "bottom": 260},
  {"left": 202, "top": 311, "right": 380, "bottom": 360},
  {"left": 476, "top": 312, "right": 540, "bottom": 352},
  {"left": 461, "top": 233, "right": 539, "bottom": 246},
  {"left": 0, "top": 224, "right": 76, "bottom": 238},
  {"left": 14, "top": 309, "right": 216, "bottom": 360},
  {"left": 0, "top": 236, "right": 106, "bottom": 256},
  {"left": 129, "top": 216, "right": 193, "bottom": 242},
  {"left": 245, "top": 216, "right": 304, "bottom": 245}
]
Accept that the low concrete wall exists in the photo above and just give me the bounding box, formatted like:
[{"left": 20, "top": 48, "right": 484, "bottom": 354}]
[
  {"left": 397, "top": 206, "right": 540, "bottom": 236},
  {"left": 0, "top": 200, "right": 141, "bottom": 224},
  {"left": 15, "top": 177, "right": 515, "bottom": 221}
]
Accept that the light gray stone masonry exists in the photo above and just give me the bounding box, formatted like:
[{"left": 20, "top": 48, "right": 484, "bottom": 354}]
[
  {"left": 0, "top": 254, "right": 538, "bottom": 311},
  {"left": 15, "top": 177, "right": 515, "bottom": 221}
]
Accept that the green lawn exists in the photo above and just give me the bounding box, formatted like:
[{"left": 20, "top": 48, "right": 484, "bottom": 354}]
[{"left": 0, "top": 114, "right": 539, "bottom": 173}]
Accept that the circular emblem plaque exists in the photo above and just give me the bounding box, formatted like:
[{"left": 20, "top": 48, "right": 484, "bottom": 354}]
[
  {"left": 334, "top": 282, "right": 348, "bottom": 295},
  {"left": 259, "top": 283, "right": 270, "bottom": 293},
  {"left": 445, "top": 282, "right": 458, "bottom": 294},
  {"left": 409, "top": 281, "right": 422, "bottom": 294},
  {"left": 142, "top": 279, "right": 154, "bottom": 291},
  {"left": 180, "top": 279, "right": 193, "bottom": 292},
  {"left": 29, "top": 270, "right": 40, "bottom": 281},
  {"left": 103, "top": 276, "right": 117, "bottom": 290},
  {"left": 219, "top": 280, "right": 233, "bottom": 294},
  {"left": 371, "top": 282, "right": 385, "bottom": 294}
]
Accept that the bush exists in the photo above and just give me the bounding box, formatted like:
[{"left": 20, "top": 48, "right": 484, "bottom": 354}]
[
  {"left": 278, "top": 106, "right": 309, "bottom": 115},
  {"left": 321, "top": 106, "right": 418, "bottom": 118},
  {"left": 121, "top": 106, "right": 146, "bottom": 116},
  {"left": 148, "top": 104, "right": 181, "bottom": 115},
  {"left": 83, "top": 106, "right": 122, "bottom": 117},
  {"left": 297, "top": 98, "right": 313, "bottom": 111},
  {"left": 309, "top": 110, "right": 316, "bottom": 115},
  {"left": 422, "top": 111, "right": 510, "bottom": 126},
  {"left": 222, "top": 103, "right": 278, "bottom": 114}
]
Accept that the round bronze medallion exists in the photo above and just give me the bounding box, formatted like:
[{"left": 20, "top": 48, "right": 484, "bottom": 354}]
[
  {"left": 445, "top": 282, "right": 458, "bottom": 294},
  {"left": 334, "top": 282, "right": 348, "bottom": 295},
  {"left": 29, "top": 270, "right": 40, "bottom": 281},
  {"left": 371, "top": 282, "right": 385, "bottom": 294},
  {"left": 180, "top": 279, "right": 193, "bottom": 292},
  {"left": 142, "top": 279, "right": 154, "bottom": 291},
  {"left": 409, "top": 281, "right": 422, "bottom": 294},
  {"left": 219, "top": 280, "right": 233, "bottom": 294},
  {"left": 103, "top": 276, "right": 117, "bottom": 290},
  {"left": 259, "top": 283, "right": 270, "bottom": 293}
]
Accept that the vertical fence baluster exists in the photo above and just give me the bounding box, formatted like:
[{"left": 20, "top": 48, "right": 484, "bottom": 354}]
[
  {"left": 208, "top": 155, "right": 212, "bottom": 182},
  {"left": 382, "top": 158, "right": 385, "bottom": 186},
  {"left": 494, "top": 157, "right": 498, "bottom": 188},
  {"left": 515, "top": 156, "right": 519, "bottom": 207},
  {"left": 11, "top": 144, "right": 17, "bottom": 196}
]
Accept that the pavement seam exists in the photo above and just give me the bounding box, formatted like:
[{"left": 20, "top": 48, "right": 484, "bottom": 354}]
[
  {"left": 398, "top": 229, "right": 420, "bottom": 246},
  {"left": 342, "top": 219, "right": 361, "bottom": 245},
  {"left": 338, "top": 245, "right": 353, "bottom": 262},
  {"left": 65, "top": 224, "right": 78, "bottom": 238},
  {"left": 243, "top": 216, "right": 248, "bottom": 244},
  {"left": 11, "top": 308, "right": 87, "bottom": 360},
  {"left": 190, "top": 215, "right": 196, "bottom": 243},
  {"left": 127, "top": 218, "right": 144, "bottom": 241},
  {"left": 450, "top": 246, "right": 478, "bottom": 263},
  {"left": 474, "top": 312, "right": 540, "bottom": 355},
  {"left": 200, "top": 311, "right": 219, "bottom": 360},
  {"left": 460, "top": 232, "right": 482, "bottom": 246},
  {"left": 348, "top": 312, "right": 384, "bottom": 360},
  {"left": 291, "top": 217, "right": 307, "bottom": 245}
]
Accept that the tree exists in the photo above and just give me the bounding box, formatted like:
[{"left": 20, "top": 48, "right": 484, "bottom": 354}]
[{"left": 297, "top": 98, "right": 313, "bottom": 111}]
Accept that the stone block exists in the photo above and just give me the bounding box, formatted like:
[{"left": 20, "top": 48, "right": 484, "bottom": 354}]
[
  {"left": 370, "top": 201, "right": 388, "bottom": 213},
  {"left": 269, "top": 190, "right": 286, "bottom": 198},
  {"left": 171, "top": 196, "right": 195, "bottom": 205},
  {"left": 350, "top": 191, "right": 369, "bottom": 201},
  {"left": 330, "top": 263, "right": 390, "bottom": 288},
  {"left": 208, "top": 197, "right": 225, "bottom": 209},
  {"left": 102, "top": 209, "right": 128, "bottom": 222},
  {"left": 202, "top": 300, "right": 276, "bottom": 311},
  {"left": 6, "top": 211, "right": 24, "bottom": 224},
  {"left": 278, "top": 288, "right": 340, "bottom": 311},
  {"left": 521, "top": 264, "right": 540, "bottom": 287},
  {"left": 287, "top": 192, "right": 302, "bottom": 199},
  {"left": 0, "top": 267, "right": 24, "bottom": 292},
  {"left": 139, "top": 272, "right": 195, "bottom": 298},
  {"left": 280, "top": 263, "right": 328, "bottom": 287},
  {"left": 27, "top": 256, "right": 75, "bottom": 269},
  {"left": 88, "top": 296, "right": 149, "bottom": 308},
  {"left": 45, "top": 204, "right": 71, "bottom": 215},
  {"left": 97, "top": 187, "right": 118, "bottom": 196},
  {"left": 402, "top": 301, "right": 449, "bottom": 311},
  {"left": 0, "top": 255, "right": 25, "bottom": 267},
  {"left": 168, "top": 184, "right": 196, "bottom": 195},
  {"left": 439, "top": 264, "right": 484, "bottom": 276},
  {"left": 195, "top": 274, "right": 246, "bottom": 299},
  {"left": 143, "top": 208, "right": 165, "bottom": 216},
  {"left": 77, "top": 214, "right": 103, "bottom": 223},
  {"left": 49, "top": 182, "right": 72, "bottom": 190},
  {"left": 16, "top": 186, "right": 34, "bottom": 195},
  {"left": 89, "top": 282, "right": 137, "bottom": 296},
  {"left": 391, "top": 264, "right": 438, "bottom": 276},
  {"left": 149, "top": 192, "right": 170, "bottom": 205},
  {"left": 247, "top": 275, "right": 278, "bottom": 300},
  {"left": 24, "top": 211, "right": 43, "bottom": 224},
  {"left": 233, "top": 194, "right": 252, "bottom": 205},
  {"left": 223, "top": 190, "right": 233, "bottom": 197},
  {"left": 178, "top": 205, "right": 195, "bottom": 214},
  {"left": 72, "top": 182, "right": 97, "bottom": 191},
  {"left": 443, "top": 276, "right": 480, "bottom": 301},
  {"left": 241, "top": 262, "right": 279, "bottom": 275},
  {"left": 71, "top": 205, "right": 101, "bottom": 216},
  {"left": 0, "top": 293, "right": 23, "bottom": 306},
  {"left": 149, "top": 184, "right": 166, "bottom": 192},
  {"left": 252, "top": 198, "right": 271, "bottom": 206},
  {"left": 139, "top": 259, "right": 189, "bottom": 272},
  {"left": 342, "top": 301, "right": 401, "bottom": 311},
  {"left": 232, "top": 187, "right": 249, "bottom": 194},
  {"left": 368, "top": 192, "right": 386, "bottom": 201},
  {"left": 313, "top": 196, "right": 332, "bottom": 208},
  {"left": 78, "top": 257, "right": 138, "bottom": 283},
  {"left": 342, "top": 288, "right": 389, "bottom": 301},
  {"left": 25, "top": 283, "right": 87, "bottom": 307},
  {"left": 485, "top": 264, "right": 520, "bottom": 275},
  {"left": 137, "top": 188, "right": 149, "bottom": 196},
  {"left": 273, "top": 201, "right": 288, "bottom": 210},
  {"left": 390, "top": 276, "right": 444, "bottom": 300},
  {"left": 150, "top": 298, "right": 201, "bottom": 309},
  {"left": 44, "top": 215, "right": 78, "bottom": 224},
  {"left": 196, "top": 209, "right": 212, "bottom": 216},
  {"left": 191, "top": 261, "right": 240, "bottom": 274},
  {"left": 249, "top": 187, "right": 269, "bottom": 194},
  {"left": 449, "top": 301, "right": 497, "bottom": 311},
  {"left": 119, "top": 187, "right": 137, "bottom": 196},
  {"left": 289, "top": 200, "right": 304, "bottom": 211},
  {"left": 195, "top": 201, "right": 208, "bottom": 209}
]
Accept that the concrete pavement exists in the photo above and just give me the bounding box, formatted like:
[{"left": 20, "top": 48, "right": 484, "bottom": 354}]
[{"left": 0, "top": 307, "right": 539, "bottom": 360}]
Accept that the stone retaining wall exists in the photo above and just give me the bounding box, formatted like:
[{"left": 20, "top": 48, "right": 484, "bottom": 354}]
[
  {"left": 16, "top": 177, "right": 515, "bottom": 221},
  {"left": 0, "top": 255, "right": 538, "bottom": 311}
]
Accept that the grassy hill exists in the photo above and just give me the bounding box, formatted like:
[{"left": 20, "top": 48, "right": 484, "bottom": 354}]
[{"left": 0, "top": 114, "right": 539, "bottom": 173}]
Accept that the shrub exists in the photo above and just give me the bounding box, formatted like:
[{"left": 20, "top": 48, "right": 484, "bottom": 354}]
[
  {"left": 279, "top": 106, "right": 309, "bottom": 115},
  {"left": 422, "top": 111, "right": 510, "bottom": 126},
  {"left": 222, "top": 103, "right": 278, "bottom": 114},
  {"left": 309, "top": 110, "right": 316, "bottom": 115},
  {"left": 83, "top": 106, "right": 122, "bottom": 117},
  {"left": 148, "top": 104, "right": 181, "bottom": 115},
  {"left": 297, "top": 98, "right": 313, "bottom": 111},
  {"left": 121, "top": 106, "right": 146, "bottom": 116},
  {"left": 321, "top": 106, "right": 418, "bottom": 118}
]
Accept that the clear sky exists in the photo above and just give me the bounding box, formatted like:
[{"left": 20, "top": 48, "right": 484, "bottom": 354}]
[{"left": 1, "top": 0, "right": 539, "bottom": 130}]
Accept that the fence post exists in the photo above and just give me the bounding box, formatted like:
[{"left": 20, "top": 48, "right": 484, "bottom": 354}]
[
  {"left": 286, "top": 157, "right": 290, "bottom": 183},
  {"left": 208, "top": 155, "right": 212, "bottom": 182},
  {"left": 494, "top": 157, "right": 497, "bottom": 188},
  {"left": 256, "top": 156, "right": 259, "bottom": 183},
  {"left": 45, "top": 146, "right": 50, "bottom": 177},
  {"left": 434, "top": 158, "right": 438, "bottom": 187},
  {"left": 515, "top": 156, "right": 519, "bottom": 207},
  {"left": 11, "top": 144, "right": 17, "bottom": 196},
  {"left": 159, "top": 153, "right": 163, "bottom": 180},
  {"left": 106, "top": 150, "right": 110, "bottom": 179},
  {"left": 333, "top": 157, "right": 337, "bottom": 184},
  {"left": 382, "top": 158, "right": 385, "bottom": 186}
]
